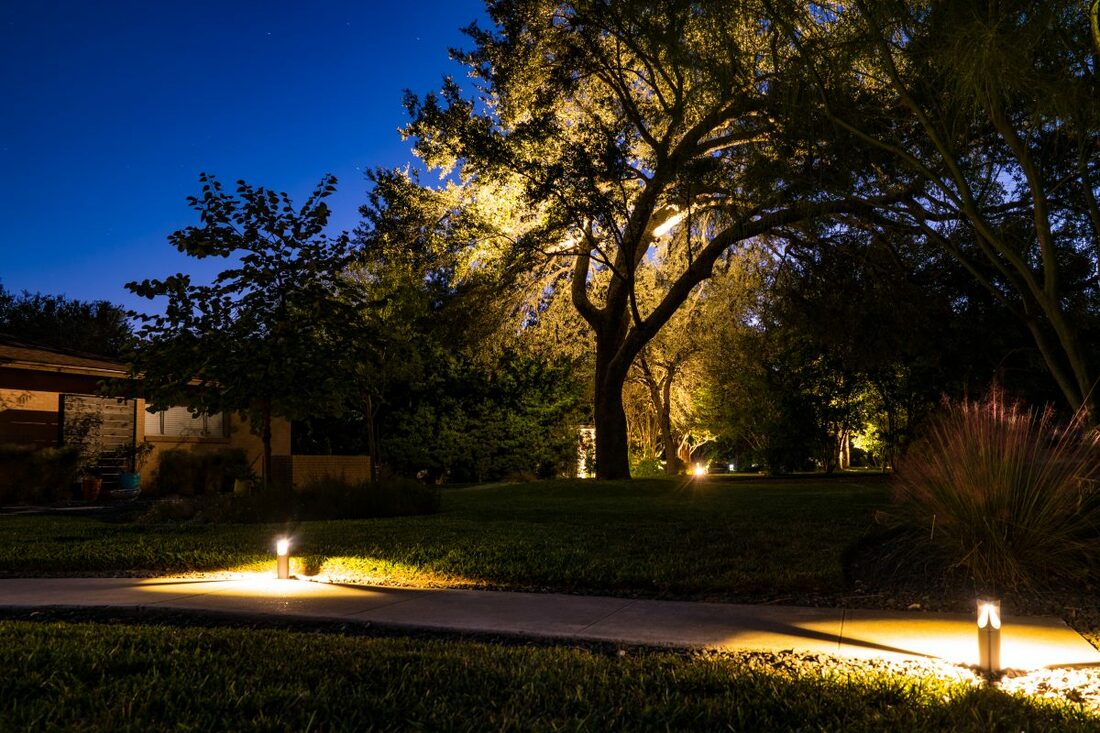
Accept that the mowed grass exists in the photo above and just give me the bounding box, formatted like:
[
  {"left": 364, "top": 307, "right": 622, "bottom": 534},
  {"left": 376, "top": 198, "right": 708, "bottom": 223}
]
[
  {"left": 2, "top": 620, "right": 1094, "bottom": 733},
  {"left": 0, "top": 476, "right": 887, "bottom": 599}
]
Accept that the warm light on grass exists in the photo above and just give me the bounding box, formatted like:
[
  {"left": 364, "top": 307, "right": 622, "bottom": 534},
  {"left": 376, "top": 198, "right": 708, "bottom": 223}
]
[
  {"left": 215, "top": 555, "right": 483, "bottom": 589},
  {"left": 3, "top": 620, "right": 1096, "bottom": 730}
]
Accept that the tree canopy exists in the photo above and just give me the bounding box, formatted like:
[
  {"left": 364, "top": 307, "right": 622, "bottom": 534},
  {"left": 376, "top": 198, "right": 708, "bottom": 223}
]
[
  {"left": 770, "top": 0, "right": 1100, "bottom": 415},
  {"left": 0, "top": 284, "right": 132, "bottom": 357},
  {"left": 405, "top": 0, "right": 903, "bottom": 478}
]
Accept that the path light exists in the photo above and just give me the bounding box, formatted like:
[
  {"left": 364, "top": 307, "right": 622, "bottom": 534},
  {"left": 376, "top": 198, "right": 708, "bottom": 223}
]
[
  {"left": 977, "top": 599, "right": 1002, "bottom": 674},
  {"left": 276, "top": 537, "right": 291, "bottom": 580},
  {"left": 693, "top": 463, "right": 707, "bottom": 477}
]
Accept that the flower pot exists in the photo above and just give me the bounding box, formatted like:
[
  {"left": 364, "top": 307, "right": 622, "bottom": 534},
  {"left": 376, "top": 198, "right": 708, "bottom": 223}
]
[
  {"left": 81, "top": 477, "right": 102, "bottom": 501},
  {"left": 110, "top": 471, "right": 142, "bottom": 500}
]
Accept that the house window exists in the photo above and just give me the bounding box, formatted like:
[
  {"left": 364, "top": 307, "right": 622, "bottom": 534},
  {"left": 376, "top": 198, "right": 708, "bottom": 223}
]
[{"left": 145, "top": 406, "right": 227, "bottom": 438}]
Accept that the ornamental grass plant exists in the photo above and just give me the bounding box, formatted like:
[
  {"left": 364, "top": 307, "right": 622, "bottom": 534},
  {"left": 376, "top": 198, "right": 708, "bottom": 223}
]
[{"left": 890, "top": 391, "right": 1100, "bottom": 590}]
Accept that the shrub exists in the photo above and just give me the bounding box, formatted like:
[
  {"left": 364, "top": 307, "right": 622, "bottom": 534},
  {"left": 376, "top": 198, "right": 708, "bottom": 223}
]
[
  {"left": 889, "top": 391, "right": 1100, "bottom": 590},
  {"left": 291, "top": 476, "right": 441, "bottom": 520},
  {"left": 137, "top": 476, "right": 440, "bottom": 524},
  {"left": 630, "top": 456, "right": 666, "bottom": 478},
  {"left": 0, "top": 445, "right": 81, "bottom": 504},
  {"left": 150, "top": 449, "right": 249, "bottom": 497}
]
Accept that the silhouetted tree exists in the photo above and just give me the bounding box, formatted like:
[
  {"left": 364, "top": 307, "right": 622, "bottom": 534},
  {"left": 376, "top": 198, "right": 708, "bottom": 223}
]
[
  {"left": 0, "top": 283, "right": 132, "bottom": 357},
  {"left": 128, "top": 174, "right": 362, "bottom": 489}
]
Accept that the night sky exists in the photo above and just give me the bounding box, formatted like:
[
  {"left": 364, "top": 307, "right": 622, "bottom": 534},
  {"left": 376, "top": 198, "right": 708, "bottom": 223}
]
[{"left": 0, "top": 0, "right": 487, "bottom": 311}]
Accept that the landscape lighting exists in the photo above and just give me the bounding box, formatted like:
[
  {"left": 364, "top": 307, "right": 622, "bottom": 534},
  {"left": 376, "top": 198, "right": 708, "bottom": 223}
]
[
  {"left": 276, "top": 537, "right": 290, "bottom": 580},
  {"left": 977, "top": 599, "right": 1002, "bottom": 674},
  {"left": 693, "top": 463, "right": 707, "bottom": 477},
  {"left": 652, "top": 209, "right": 685, "bottom": 238}
]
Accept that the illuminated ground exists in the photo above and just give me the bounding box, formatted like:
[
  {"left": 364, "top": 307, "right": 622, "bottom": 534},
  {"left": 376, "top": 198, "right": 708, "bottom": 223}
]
[{"left": 0, "top": 575, "right": 1096, "bottom": 673}]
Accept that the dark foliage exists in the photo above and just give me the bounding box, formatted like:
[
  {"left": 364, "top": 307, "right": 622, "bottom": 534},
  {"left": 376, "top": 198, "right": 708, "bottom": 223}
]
[
  {"left": 127, "top": 174, "right": 364, "bottom": 488},
  {"left": 138, "top": 476, "right": 440, "bottom": 524},
  {"left": 0, "top": 283, "right": 132, "bottom": 357},
  {"left": 0, "top": 445, "right": 81, "bottom": 504},
  {"left": 149, "top": 448, "right": 249, "bottom": 497},
  {"left": 296, "top": 349, "right": 584, "bottom": 483}
]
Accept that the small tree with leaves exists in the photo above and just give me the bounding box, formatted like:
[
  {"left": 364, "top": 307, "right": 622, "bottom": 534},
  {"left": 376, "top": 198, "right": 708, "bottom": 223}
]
[{"left": 128, "top": 173, "right": 362, "bottom": 490}]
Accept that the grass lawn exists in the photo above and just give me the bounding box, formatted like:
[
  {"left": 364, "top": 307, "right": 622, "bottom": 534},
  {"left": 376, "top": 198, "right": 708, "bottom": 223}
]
[
  {"left": 0, "top": 475, "right": 887, "bottom": 600},
  {"left": 6, "top": 475, "right": 1100, "bottom": 729},
  {"left": 2, "top": 619, "right": 1094, "bottom": 733}
]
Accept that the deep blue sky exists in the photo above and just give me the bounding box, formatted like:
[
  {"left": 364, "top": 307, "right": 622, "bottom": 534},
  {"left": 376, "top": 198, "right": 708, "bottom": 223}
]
[{"left": 0, "top": 0, "right": 486, "bottom": 312}]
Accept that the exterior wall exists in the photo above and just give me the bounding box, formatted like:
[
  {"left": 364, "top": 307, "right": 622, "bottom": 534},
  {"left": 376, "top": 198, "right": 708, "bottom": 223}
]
[
  {"left": 141, "top": 404, "right": 291, "bottom": 484},
  {"left": 0, "top": 387, "right": 60, "bottom": 448},
  {"left": 1, "top": 353, "right": 293, "bottom": 488},
  {"left": 271, "top": 455, "right": 373, "bottom": 491},
  {"left": 0, "top": 382, "right": 292, "bottom": 485}
]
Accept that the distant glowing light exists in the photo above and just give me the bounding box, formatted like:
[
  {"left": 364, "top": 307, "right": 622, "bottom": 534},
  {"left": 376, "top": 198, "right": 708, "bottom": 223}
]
[
  {"left": 728, "top": 463, "right": 735, "bottom": 472},
  {"left": 693, "top": 463, "right": 707, "bottom": 477}
]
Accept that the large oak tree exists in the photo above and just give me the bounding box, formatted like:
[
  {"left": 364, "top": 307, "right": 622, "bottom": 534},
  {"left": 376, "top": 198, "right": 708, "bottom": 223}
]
[{"left": 407, "top": 0, "right": 891, "bottom": 478}]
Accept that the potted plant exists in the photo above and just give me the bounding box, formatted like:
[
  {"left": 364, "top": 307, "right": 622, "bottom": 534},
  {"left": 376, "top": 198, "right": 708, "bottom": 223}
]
[
  {"left": 76, "top": 437, "right": 104, "bottom": 502},
  {"left": 229, "top": 462, "right": 258, "bottom": 496},
  {"left": 114, "top": 441, "right": 154, "bottom": 499},
  {"left": 80, "top": 465, "right": 103, "bottom": 501}
]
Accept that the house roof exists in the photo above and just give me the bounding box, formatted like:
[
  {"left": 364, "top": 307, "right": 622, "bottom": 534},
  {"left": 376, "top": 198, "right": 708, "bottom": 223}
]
[{"left": 0, "top": 335, "right": 128, "bottom": 378}]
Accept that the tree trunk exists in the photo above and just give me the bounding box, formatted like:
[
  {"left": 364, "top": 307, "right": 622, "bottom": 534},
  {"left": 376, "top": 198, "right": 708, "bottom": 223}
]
[
  {"left": 363, "top": 391, "right": 380, "bottom": 484},
  {"left": 659, "top": 418, "right": 678, "bottom": 476},
  {"left": 594, "top": 350, "right": 632, "bottom": 480},
  {"left": 261, "top": 401, "right": 273, "bottom": 491},
  {"left": 838, "top": 431, "right": 850, "bottom": 471},
  {"left": 639, "top": 356, "right": 681, "bottom": 476},
  {"left": 660, "top": 369, "right": 682, "bottom": 475},
  {"left": 594, "top": 379, "right": 631, "bottom": 480}
]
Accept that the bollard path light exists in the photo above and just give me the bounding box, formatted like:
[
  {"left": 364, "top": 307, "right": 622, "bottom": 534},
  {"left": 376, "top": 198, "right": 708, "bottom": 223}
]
[
  {"left": 977, "top": 599, "right": 1002, "bottom": 674},
  {"left": 276, "top": 537, "right": 291, "bottom": 580}
]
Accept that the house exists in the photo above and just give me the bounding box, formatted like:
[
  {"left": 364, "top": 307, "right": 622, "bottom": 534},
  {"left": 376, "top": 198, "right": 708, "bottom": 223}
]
[{"left": 0, "top": 336, "right": 291, "bottom": 487}]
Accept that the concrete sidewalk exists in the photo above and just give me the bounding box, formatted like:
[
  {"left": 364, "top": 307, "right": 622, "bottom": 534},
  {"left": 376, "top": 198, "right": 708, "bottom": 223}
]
[{"left": 1, "top": 577, "right": 1098, "bottom": 671}]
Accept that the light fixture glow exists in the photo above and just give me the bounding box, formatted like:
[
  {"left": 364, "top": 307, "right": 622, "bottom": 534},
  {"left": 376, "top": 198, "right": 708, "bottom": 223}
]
[
  {"left": 977, "top": 599, "right": 1002, "bottom": 674},
  {"left": 693, "top": 463, "right": 707, "bottom": 477},
  {"left": 977, "top": 602, "right": 1001, "bottom": 630},
  {"left": 276, "top": 537, "right": 291, "bottom": 580}
]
